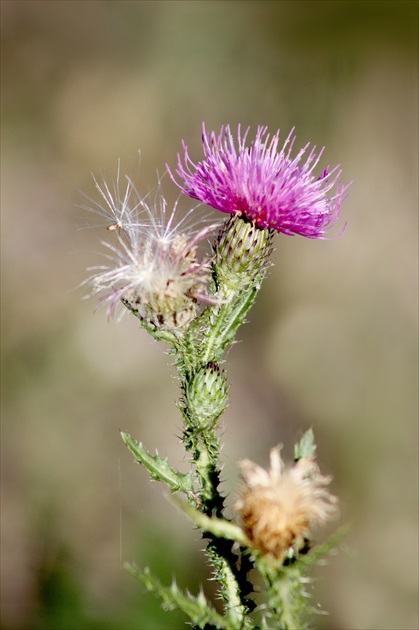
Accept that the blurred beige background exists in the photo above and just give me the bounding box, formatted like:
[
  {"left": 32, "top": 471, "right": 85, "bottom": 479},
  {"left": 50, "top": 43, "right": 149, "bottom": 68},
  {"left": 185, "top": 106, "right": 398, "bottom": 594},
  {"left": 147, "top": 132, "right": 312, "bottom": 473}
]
[{"left": 1, "top": 1, "right": 418, "bottom": 629}]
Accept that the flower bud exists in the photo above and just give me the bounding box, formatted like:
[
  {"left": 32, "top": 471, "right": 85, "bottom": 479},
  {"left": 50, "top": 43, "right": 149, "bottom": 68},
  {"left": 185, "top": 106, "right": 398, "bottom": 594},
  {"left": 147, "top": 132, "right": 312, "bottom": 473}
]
[{"left": 183, "top": 362, "right": 228, "bottom": 428}]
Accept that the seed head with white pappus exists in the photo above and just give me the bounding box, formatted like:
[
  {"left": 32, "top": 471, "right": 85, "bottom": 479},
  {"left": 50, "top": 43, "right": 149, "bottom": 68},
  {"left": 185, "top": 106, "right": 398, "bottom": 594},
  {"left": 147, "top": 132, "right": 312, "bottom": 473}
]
[
  {"left": 235, "top": 447, "right": 338, "bottom": 560},
  {"left": 82, "top": 170, "right": 220, "bottom": 330}
]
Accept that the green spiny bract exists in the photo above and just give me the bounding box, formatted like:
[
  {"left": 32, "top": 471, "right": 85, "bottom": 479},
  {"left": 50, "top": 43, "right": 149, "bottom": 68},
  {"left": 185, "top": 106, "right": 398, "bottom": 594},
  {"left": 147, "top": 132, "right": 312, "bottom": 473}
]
[{"left": 214, "top": 215, "right": 274, "bottom": 291}]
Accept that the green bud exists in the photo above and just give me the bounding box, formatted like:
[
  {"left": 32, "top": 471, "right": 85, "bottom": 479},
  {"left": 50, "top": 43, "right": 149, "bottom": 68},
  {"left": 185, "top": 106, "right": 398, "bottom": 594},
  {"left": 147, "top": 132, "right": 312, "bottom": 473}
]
[{"left": 183, "top": 362, "right": 228, "bottom": 429}]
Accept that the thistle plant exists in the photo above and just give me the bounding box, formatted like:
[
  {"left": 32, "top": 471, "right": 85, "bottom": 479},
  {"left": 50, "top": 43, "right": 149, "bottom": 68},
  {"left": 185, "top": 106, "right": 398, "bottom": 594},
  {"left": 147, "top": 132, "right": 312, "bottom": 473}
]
[{"left": 82, "top": 124, "right": 350, "bottom": 629}]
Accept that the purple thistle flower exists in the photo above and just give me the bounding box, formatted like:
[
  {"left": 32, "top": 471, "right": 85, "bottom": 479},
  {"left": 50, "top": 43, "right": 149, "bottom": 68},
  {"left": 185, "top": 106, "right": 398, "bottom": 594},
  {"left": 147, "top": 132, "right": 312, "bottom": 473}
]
[{"left": 168, "top": 124, "right": 350, "bottom": 238}]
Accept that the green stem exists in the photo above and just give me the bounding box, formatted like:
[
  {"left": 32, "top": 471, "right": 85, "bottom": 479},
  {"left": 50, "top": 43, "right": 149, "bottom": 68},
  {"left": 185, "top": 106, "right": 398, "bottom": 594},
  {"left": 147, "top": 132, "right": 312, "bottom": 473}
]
[
  {"left": 201, "top": 284, "right": 260, "bottom": 365},
  {"left": 193, "top": 436, "right": 221, "bottom": 509},
  {"left": 259, "top": 563, "right": 308, "bottom": 630},
  {"left": 125, "top": 218, "right": 275, "bottom": 627},
  {"left": 173, "top": 220, "right": 275, "bottom": 626}
]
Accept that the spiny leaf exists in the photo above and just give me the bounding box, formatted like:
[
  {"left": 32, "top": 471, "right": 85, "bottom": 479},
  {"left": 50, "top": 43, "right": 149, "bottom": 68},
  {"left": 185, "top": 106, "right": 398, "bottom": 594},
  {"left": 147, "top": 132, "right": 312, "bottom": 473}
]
[
  {"left": 171, "top": 495, "right": 249, "bottom": 546},
  {"left": 294, "top": 429, "right": 316, "bottom": 461},
  {"left": 298, "top": 524, "right": 351, "bottom": 567},
  {"left": 124, "top": 563, "right": 236, "bottom": 629},
  {"left": 121, "top": 432, "right": 194, "bottom": 495}
]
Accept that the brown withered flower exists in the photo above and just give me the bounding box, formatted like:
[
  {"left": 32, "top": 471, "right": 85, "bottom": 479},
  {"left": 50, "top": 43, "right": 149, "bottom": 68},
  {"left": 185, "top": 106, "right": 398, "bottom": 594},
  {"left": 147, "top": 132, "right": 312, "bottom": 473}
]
[{"left": 234, "top": 447, "right": 338, "bottom": 560}]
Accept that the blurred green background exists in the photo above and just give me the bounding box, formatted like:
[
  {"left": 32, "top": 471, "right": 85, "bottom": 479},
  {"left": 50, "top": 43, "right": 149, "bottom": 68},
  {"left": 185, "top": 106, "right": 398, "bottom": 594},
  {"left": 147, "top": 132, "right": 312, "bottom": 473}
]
[{"left": 1, "top": 1, "right": 418, "bottom": 629}]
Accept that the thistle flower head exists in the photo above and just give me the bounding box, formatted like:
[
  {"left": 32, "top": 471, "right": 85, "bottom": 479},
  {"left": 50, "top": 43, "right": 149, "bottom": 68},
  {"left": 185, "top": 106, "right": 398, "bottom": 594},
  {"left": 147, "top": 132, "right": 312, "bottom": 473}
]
[
  {"left": 81, "top": 169, "right": 220, "bottom": 329},
  {"left": 168, "top": 124, "right": 350, "bottom": 238},
  {"left": 235, "top": 447, "right": 338, "bottom": 560}
]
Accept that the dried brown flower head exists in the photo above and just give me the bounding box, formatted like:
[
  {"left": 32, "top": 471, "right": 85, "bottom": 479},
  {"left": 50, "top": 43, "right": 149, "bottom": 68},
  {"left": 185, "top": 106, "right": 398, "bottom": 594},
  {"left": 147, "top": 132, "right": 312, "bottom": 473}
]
[{"left": 235, "top": 447, "right": 338, "bottom": 560}]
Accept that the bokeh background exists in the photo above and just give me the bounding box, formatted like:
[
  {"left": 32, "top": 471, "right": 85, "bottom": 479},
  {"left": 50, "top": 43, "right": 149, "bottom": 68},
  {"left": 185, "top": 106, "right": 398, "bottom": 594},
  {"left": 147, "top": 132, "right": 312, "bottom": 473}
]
[{"left": 1, "top": 1, "right": 418, "bottom": 629}]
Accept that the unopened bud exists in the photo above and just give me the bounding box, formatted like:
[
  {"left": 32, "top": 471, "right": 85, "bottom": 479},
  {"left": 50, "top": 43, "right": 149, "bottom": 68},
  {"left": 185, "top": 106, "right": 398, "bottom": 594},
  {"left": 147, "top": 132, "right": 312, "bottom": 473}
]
[{"left": 183, "top": 362, "right": 228, "bottom": 428}]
